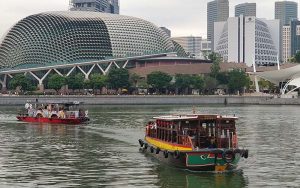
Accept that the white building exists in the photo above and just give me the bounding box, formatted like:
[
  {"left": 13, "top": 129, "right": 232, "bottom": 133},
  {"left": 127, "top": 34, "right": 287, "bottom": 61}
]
[
  {"left": 214, "top": 15, "right": 280, "bottom": 66},
  {"left": 201, "top": 40, "right": 212, "bottom": 53},
  {"left": 172, "top": 36, "right": 212, "bottom": 58},
  {"left": 283, "top": 25, "right": 291, "bottom": 63}
]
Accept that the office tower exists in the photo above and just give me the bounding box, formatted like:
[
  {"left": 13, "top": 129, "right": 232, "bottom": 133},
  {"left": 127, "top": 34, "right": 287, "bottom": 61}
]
[
  {"left": 235, "top": 3, "right": 256, "bottom": 17},
  {"left": 275, "top": 1, "right": 297, "bottom": 62},
  {"left": 70, "top": 0, "right": 119, "bottom": 14},
  {"left": 290, "top": 20, "right": 300, "bottom": 58},
  {"left": 207, "top": 0, "right": 229, "bottom": 49},
  {"left": 282, "top": 25, "right": 291, "bottom": 63},
  {"left": 275, "top": 1, "right": 298, "bottom": 26}
]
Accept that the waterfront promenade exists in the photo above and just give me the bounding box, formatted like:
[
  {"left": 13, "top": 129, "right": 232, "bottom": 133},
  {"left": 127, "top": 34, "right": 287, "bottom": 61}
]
[{"left": 0, "top": 95, "right": 300, "bottom": 105}]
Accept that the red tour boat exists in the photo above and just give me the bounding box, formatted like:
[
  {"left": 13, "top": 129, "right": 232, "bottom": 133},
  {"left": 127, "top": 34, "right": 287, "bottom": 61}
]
[{"left": 17, "top": 101, "right": 89, "bottom": 124}]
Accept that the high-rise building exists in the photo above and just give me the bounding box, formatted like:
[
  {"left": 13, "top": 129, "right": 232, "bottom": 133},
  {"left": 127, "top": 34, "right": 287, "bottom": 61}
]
[
  {"left": 290, "top": 20, "right": 300, "bottom": 57},
  {"left": 207, "top": 0, "right": 229, "bottom": 49},
  {"left": 108, "top": 0, "right": 119, "bottom": 14},
  {"left": 275, "top": 1, "right": 298, "bottom": 26},
  {"left": 282, "top": 25, "right": 291, "bottom": 62},
  {"left": 160, "top": 27, "right": 171, "bottom": 37},
  {"left": 70, "top": 0, "right": 119, "bottom": 14},
  {"left": 235, "top": 3, "right": 256, "bottom": 17},
  {"left": 214, "top": 15, "right": 280, "bottom": 66},
  {"left": 275, "top": 1, "right": 297, "bottom": 62}
]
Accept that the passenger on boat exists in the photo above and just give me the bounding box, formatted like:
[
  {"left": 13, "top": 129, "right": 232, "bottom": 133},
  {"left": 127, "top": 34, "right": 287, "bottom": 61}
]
[
  {"left": 35, "top": 108, "right": 43, "bottom": 118},
  {"left": 42, "top": 106, "right": 49, "bottom": 118},
  {"left": 58, "top": 108, "right": 66, "bottom": 119},
  {"left": 203, "top": 137, "right": 211, "bottom": 148},
  {"left": 27, "top": 105, "right": 35, "bottom": 117},
  {"left": 79, "top": 109, "right": 85, "bottom": 117},
  {"left": 208, "top": 136, "right": 217, "bottom": 148}
]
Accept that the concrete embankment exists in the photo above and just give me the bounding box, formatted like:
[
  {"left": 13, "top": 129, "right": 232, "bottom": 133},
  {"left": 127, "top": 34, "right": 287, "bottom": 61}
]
[{"left": 0, "top": 95, "right": 299, "bottom": 105}]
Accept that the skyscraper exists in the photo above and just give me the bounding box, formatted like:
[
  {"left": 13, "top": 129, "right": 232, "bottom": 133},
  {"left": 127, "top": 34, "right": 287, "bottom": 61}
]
[
  {"left": 235, "top": 3, "right": 256, "bottom": 17},
  {"left": 70, "top": 0, "right": 119, "bottom": 14},
  {"left": 207, "top": 0, "right": 229, "bottom": 49},
  {"left": 275, "top": 1, "right": 298, "bottom": 26},
  {"left": 275, "top": 1, "right": 297, "bottom": 62},
  {"left": 290, "top": 19, "right": 300, "bottom": 57}
]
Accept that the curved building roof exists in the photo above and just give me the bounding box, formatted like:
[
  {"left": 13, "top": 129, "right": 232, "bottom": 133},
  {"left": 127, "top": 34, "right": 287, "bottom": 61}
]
[{"left": 0, "top": 11, "right": 176, "bottom": 69}]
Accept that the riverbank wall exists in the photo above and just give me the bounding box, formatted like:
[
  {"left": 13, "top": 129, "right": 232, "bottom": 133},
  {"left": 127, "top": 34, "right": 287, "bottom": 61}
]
[{"left": 0, "top": 95, "right": 299, "bottom": 105}]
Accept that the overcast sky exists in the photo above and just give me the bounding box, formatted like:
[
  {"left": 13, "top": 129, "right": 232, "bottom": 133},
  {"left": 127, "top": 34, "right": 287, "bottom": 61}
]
[{"left": 0, "top": 0, "right": 299, "bottom": 38}]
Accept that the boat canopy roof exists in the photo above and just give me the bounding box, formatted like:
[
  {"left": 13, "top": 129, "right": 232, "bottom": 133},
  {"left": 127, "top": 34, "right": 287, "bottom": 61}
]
[
  {"left": 153, "top": 114, "right": 238, "bottom": 121},
  {"left": 26, "top": 101, "right": 84, "bottom": 106}
]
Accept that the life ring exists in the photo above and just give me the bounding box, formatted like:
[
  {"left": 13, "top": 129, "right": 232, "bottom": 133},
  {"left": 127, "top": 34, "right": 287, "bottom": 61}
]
[
  {"left": 150, "top": 146, "right": 154, "bottom": 153},
  {"left": 155, "top": 148, "right": 160, "bottom": 154},
  {"left": 163, "top": 150, "right": 169, "bottom": 158},
  {"left": 138, "top": 139, "right": 144, "bottom": 147},
  {"left": 222, "top": 149, "right": 235, "bottom": 163},
  {"left": 173, "top": 150, "right": 180, "bottom": 159}
]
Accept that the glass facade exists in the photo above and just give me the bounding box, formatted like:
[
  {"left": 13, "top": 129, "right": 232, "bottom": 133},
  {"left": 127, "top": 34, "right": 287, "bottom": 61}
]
[{"left": 0, "top": 11, "right": 175, "bottom": 69}]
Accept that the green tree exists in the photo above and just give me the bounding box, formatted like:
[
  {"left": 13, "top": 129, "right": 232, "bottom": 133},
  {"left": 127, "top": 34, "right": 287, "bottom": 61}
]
[
  {"left": 67, "top": 73, "right": 85, "bottom": 90},
  {"left": 48, "top": 74, "right": 66, "bottom": 93},
  {"left": 90, "top": 74, "right": 108, "bottom": 91},
  {"left": 147, "top": 71, "right": 172, "bottom": 94},
  {"left": 107, "top": 68, "right": 130, "bottom": 90},
  {"left": 209, "top": 52, "right": 222, "bottom": 79},
  {"left": 192, "top": 75, "right": 204, "bottom": 94},
  {"left": 203, "top": 76, "right": 218, "bottom": 94},
  {"left": 259, "top": 79, "right": 276, "bottom": 93},
  {"left": 129, "top": 73, "right": 141, "bottom": 94},
  {"left": 295, "top": 51, "right": 300, "bottom": 63},
  {"left": 216, "top": 72, "right": 229, "bottom": 85},
  {"left": 174, "top": 74, "right": 194, "bottom": 94},
  {"left": 227, "top": 69, "right": 250, "bottom": 94},
  {"left": 8, "top": 74, "right": 35, "bottom": 92}
]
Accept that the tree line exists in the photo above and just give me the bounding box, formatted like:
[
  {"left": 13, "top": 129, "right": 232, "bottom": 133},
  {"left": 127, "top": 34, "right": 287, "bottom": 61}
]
[{"left": 7, "top": 69, "right": 252, "bottom": 96}]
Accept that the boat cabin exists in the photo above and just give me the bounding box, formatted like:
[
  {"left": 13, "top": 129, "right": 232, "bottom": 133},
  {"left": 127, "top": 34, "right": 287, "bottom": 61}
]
[
  {"left": 21, "top": 101, "right": 88, "bottom": 119},
  {"left": 146, "top": 114, "right": 238, "bottom": 150}
]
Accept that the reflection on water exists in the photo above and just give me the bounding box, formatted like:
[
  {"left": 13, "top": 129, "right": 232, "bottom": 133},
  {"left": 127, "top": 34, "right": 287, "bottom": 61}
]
[
  {"left": 155, "top": 165, "right": 248, "bottom": 188},
  {"left": 0, "top": 105, "right": 299, "bottom": 187}
]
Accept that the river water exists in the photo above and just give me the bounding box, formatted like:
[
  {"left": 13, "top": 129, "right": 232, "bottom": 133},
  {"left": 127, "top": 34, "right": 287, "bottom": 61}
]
[{"left": 0, "top": 105, "right": 299, "bottom": 187}]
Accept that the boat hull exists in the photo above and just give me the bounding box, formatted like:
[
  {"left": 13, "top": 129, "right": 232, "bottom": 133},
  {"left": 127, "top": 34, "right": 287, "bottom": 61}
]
[
  {"left": 16, "top": 116, "right": 89, "bottom": 125},
  {"left": 140, "top": 139, "right": 243, "bottom": 172}
]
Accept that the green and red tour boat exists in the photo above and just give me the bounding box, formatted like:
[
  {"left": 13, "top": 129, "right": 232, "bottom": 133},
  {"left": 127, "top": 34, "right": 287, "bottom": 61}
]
[{"left": 139, "top": 114, "right": 248, "bottom": 172}]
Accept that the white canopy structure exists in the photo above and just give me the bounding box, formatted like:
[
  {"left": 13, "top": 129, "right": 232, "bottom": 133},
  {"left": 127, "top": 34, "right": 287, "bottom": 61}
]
[{"left": 255, "top": 64, "right": 300, "bottom": 94}]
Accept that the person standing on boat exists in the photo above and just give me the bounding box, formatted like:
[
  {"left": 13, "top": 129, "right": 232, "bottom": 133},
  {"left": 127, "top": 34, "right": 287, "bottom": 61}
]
[
  {"left": 42, "top": 106, "right": 49, "bottom": 118},
  {"left": 58, "top": 108, "right": 66, "bottom": 119}
]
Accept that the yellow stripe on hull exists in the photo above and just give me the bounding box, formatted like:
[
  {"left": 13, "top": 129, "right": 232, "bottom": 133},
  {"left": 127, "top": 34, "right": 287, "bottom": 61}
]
[{"left": 145, "top": 137, "right": 193, "bottom": 151}]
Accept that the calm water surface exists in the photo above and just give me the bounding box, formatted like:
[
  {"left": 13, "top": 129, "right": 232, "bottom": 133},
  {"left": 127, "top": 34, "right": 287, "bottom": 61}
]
[{"left": 0, "top": 105, "right": 299, "bottom": 187}]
